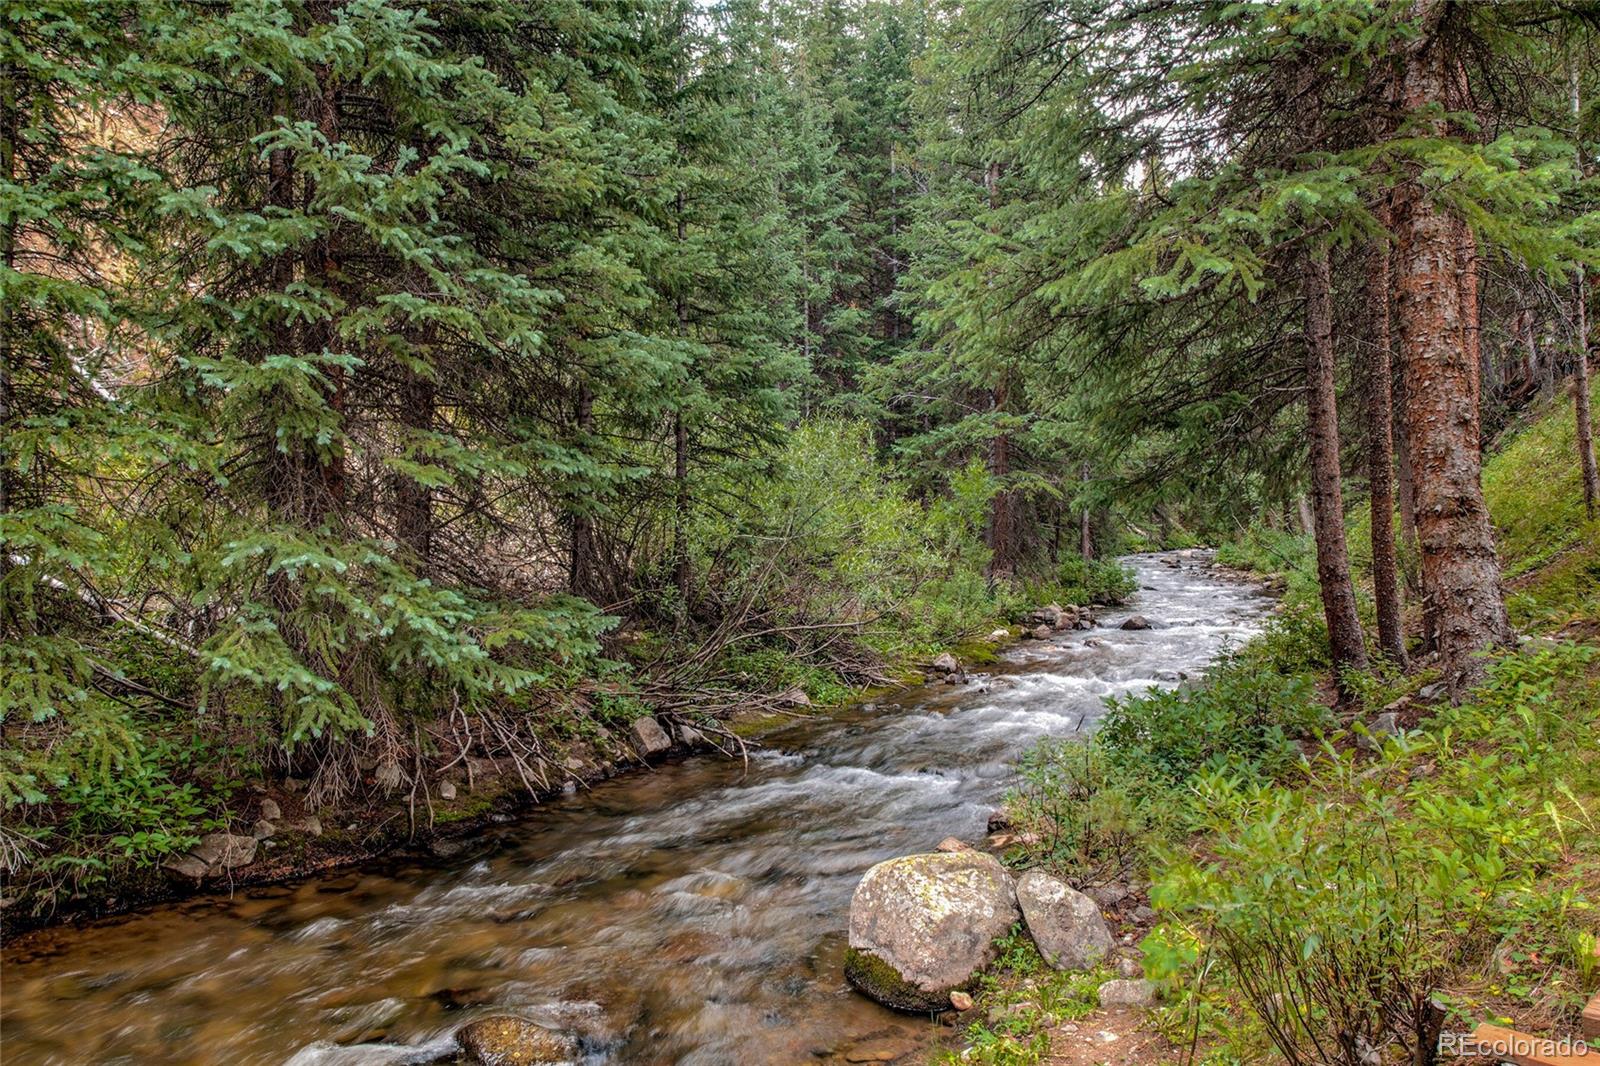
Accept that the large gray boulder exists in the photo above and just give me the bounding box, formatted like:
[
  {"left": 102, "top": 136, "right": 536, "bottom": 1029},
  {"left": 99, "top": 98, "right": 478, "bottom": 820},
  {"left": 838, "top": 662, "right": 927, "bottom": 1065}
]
[
  {"left": 845, "top": 851, "right": 1021, "bottom": 1012},
  {"left": 1016, "top": 870, "right": 1112, "bottom": 971}
]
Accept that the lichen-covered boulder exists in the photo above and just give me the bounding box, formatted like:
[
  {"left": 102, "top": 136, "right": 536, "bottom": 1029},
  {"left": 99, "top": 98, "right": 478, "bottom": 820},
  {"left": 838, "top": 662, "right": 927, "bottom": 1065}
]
[
  {"left": 845, "top": 851, "right": 1020, "bottom": 1012},
  {"left": 456, "top": 1015, "right": 575, "bottom": 1066},
  {"left": 1017, "top": 870, "right": 1112, "bottom": 971}
]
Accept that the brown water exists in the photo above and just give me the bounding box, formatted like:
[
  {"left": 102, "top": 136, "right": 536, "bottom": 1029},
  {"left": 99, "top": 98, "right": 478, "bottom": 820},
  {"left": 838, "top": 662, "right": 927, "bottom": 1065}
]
[{"left": 1, "top": 552, "right": 1272, "bottom": 1066}]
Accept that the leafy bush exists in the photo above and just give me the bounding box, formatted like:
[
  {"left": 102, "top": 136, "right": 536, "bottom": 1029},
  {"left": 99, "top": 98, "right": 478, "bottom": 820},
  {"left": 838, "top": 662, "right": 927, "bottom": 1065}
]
[
  {"left": 1048, "top": 555, "right": 1137, "bottom": 607},
  {"left": 1007, "top": 739, "right": 1181, "bottom": 881},
  {"left": 1096, "top": 651, "right": 1327, "bottom": 785},
  {"left": 1150, "top": 643, "right": 1600, "bottom": 1066}
]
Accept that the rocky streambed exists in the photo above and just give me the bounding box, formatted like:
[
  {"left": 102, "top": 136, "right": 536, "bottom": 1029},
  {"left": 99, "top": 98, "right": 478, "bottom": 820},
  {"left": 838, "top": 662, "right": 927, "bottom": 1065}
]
[{"left": 0, "top": 552, "right": 1273, "bottom": 1066}]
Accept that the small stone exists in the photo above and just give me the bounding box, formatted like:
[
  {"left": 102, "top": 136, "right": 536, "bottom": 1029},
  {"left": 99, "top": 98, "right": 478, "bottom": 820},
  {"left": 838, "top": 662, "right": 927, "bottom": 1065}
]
[
  {"left": 630, "top": 716, "right": 672, "bottom": 757},
  {"left": 1031, "top": 624, "right": 1053, "bottom": 640},
  {"left": 1116, "top": 955, "right": 1143, "bottom": 979},
  {"left": 1120, "top": 615, "right": 1151, "bottom": 631},
  {"left": 1418, "top": 682, "right": 1447, "bottom": 701},
  {"left": 777, "top": 686, "right": 812, "bottom": 707},
  {"left": 1084, "top": 881, "right": 1130, "bottom": 908},
  {"left": 284, "top": 777, "right": 307, "bottom": 792},
  {"left": 936, "top": 837, "right": 973, "bottom": 853},
  {"left": 259, "top": 798, "right": 281, "bottom": 821},
  {"left": 1098, "top": 978, "right": 1157, "bottom": 1008},
  {"left": 455, "top": 1014, "right": 575, "bottom": 1066},
  {"left": 950, "top": 990, "right": 974, "bottom": 1011},
  {"left": 931, "top": 652, "right": 960, "bottom": 674},
  {"left": 251, "top": 819, "right": 276, "bottom": 840},
  {"left": 1130, "top": 905, "right": 1157, "bottom": 924},
  {"left": 439, "top": 780, "right": 458, "bottom": 801},
  {"left": 162, "top": 855, "right": 210, "bottom": 880},
  {"left": 193, "top": 832, "right": 257, "bottom": 869},
  {"left": 678, "top": 725, "right": 707, "bottom": 747},
  {"left": 299, "top": 815, "right": 323, "bottom": 837},
  {"left": 985, "top": 810, "right": 1011, "bottom": 832},
  {"left": 1370, "top": 711, "right": 1399, "bottom": 736},
  {"left": 988, "top": 629, "right": 1009, "bottom": 640},
  {"left": 842, "top": 1043, "right": 905, "bottom": 1064}
]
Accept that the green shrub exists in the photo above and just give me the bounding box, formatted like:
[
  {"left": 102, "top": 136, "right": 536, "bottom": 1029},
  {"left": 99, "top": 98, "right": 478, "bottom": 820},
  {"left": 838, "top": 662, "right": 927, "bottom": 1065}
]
[
  {"left": 1007, "top": 739, "right": 1182, "bottom": 881},
  {"left": 1096, "top": 652, "right": 1327, "bottom": 785},
  {"left": 1150, "top": 643, "right": 1600, "bottom": 1066}
]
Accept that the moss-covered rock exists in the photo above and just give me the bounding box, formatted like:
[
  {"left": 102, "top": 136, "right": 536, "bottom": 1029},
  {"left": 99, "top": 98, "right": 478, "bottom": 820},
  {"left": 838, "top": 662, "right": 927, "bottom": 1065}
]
[
  {"left": 845, "top": 850, "right": 1020, "bottom": 1013},
  {"left": 845, "top": 946, "right": 955, "bottom": 1012}
]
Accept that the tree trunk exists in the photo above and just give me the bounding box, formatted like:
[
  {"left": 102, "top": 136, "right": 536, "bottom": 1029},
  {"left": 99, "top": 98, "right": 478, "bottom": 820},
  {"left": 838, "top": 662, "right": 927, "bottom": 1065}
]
[
  {"left": 986, "top": 376, "right": 1014, "bottom": 580},
  {"left": 1366, "top": 234, "right": 1408, "bottom": 669},
  {"left": 1302, "top": 245, "right": 1369, "bottom": 689},
  {"left": 1575, "top": 270, "right": 1599, "bottom": 520},
  {"left": 393, "top": 367, "right": 434, "bottom": 564},
  {"left": 568, "top": 381, "right": 596, "bottom": 597},
  {"left": 1391, "top": 8, "right": 1512, "bottom": 689},
  {"left": 1079, "top": 461, "right": 1093, "bottom": 561},
  {"left": 1296, "top": 494, "right": 1314, "bottom": 537},
  {"left": 1571, "top": 68, "right": 1600, "bottom": 519},
  {"left": 306, "top": 62, "right": 344, "bottom": 519},
  {"left": 673, "top": 190, "right": 691, "bottom": 614}
]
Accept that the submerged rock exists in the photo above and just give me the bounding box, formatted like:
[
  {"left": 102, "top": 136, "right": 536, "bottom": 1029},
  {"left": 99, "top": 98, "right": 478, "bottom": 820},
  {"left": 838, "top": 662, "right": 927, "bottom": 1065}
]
[
  {"left": 1120, "top": 615, "right": 1151, "bottom": 631},
  {"left": 1017, "top": 870, "right": 1112, "bottom": 971},
  {"left": 845, "top": 850, "right": 1020, "bottom": 1012},
  {"left": 456, "top": 1015, "right": 575, "bottom": 1066}
]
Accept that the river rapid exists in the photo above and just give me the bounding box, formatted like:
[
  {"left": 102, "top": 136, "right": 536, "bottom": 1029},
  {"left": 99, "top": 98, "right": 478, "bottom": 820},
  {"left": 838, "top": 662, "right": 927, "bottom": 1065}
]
[{"left": 0, "top": 551, "right": 1273, "bottom": 1066}]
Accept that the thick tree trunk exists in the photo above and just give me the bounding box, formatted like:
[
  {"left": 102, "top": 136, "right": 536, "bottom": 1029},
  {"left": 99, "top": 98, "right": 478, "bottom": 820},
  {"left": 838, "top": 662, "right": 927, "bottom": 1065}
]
[
  {"left": 1302, "top": 246, "right": 1369, "bottom": 688},
  {"left": 1391, "top": 9, "right": 1512, "bottom": 689},
  {"left": 307, "top": 64, "right": 344, "bottom": 519},
  {"left": 1366, "top": 235, "right": 1408, "bottom": 669},
  {"left": 673, "top": 191, "right": 691, "bottom": 614}
]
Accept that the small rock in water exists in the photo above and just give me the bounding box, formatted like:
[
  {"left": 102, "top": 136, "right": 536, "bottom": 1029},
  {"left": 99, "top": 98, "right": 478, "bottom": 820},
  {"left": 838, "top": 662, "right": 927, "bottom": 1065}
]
[
  {"left": 1098, "top": 978, "right": 1157, "bottom": 1009},
  {"left": 931, "top": 651, "right": 960, "bottom": 674},
  {"left": 456, "top": 1015, "right": 575, "bottom": 1066},
  {"left": 935, "top": 837, "right": 973, "bottom": 853},
  {"left": 259, "top": 798, "right": 281, "bottom": 821},
  {"left": 438, "top": 780, "right": 458, "bottom": 801},
  {"left": 1120, "top": 615, "right": 1151, "bottom": 631},
  {"left": 1031, "top": 624, "right": 1053, "bottom": 640}
]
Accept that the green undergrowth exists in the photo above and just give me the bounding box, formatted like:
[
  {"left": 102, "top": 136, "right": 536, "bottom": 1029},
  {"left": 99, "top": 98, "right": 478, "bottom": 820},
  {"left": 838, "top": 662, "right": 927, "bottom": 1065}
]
[{"left": 935, "top": 928, "right": 1112, "bottom": 1066}]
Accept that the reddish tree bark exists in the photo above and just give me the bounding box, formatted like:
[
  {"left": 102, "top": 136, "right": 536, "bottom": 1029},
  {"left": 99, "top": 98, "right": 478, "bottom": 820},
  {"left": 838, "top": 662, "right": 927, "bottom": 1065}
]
[
  {"left": 1302, "top": 245, "right": 1369, "bottom": 687},
  {"left": 1366, "top": 234, "right": 1408, "bottom": 669},
  {"left": 1391, "top": 5, "right": 1512, "bottom": 689}
]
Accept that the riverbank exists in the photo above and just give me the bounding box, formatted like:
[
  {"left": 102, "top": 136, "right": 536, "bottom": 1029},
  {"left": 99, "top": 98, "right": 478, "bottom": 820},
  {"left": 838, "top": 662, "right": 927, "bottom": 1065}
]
[
  {"left": 0, "top": 574, "right": 1131, "bottom": 935},
  {"left": 1, "top": 552, "right": 1256, "bottom": 1066},
  {"left": 944, "top": 394, "right": 1600, "bottom": 1066}
]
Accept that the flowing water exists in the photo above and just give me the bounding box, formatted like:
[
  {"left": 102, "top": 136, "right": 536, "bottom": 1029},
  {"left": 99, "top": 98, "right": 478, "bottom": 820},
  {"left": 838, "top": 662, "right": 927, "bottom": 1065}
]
[{"left": 1, "top": 552, "right": 1273, "bottom": 1066}]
